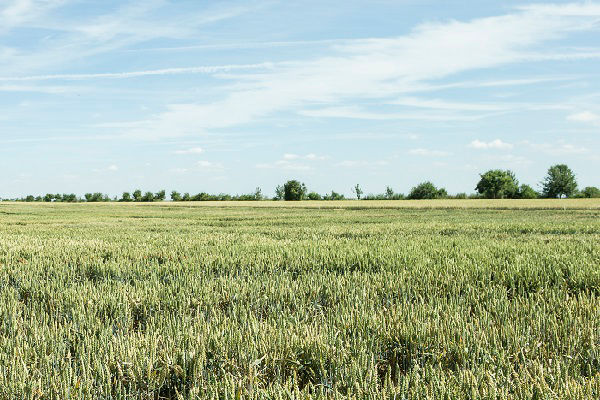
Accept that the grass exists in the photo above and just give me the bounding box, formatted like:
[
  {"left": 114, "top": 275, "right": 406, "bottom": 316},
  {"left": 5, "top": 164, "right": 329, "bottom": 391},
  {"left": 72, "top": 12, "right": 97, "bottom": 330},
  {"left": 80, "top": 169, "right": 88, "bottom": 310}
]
[{"left": 0, "top": 200, "right": 599, "bottom": 398}]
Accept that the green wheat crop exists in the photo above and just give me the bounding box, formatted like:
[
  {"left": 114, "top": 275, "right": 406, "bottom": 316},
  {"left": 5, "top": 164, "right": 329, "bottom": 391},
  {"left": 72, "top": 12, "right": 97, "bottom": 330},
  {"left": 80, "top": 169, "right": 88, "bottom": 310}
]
[{"left": 0, "top": 201, "right": 599, "bottom": 399}]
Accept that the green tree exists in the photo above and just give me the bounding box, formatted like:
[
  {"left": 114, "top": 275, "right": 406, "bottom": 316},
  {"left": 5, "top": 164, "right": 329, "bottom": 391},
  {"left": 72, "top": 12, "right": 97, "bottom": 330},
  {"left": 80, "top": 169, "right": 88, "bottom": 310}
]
[
  {"left": 274, "top": 185, "right": 284, "bottom": 201},
  {"left": 25, "top": 195, "right": 35, "bottom": 202},
  {"left": 475, "top": 169, "right": 519, "bottom": 199},
  {"left": 253, "top": 187, "right": 263, "bottom": 201},
  {"left": 154, "top": 190, "right": 166, "bottom": 201},
  {"left": 142, "top": 191, "right": 155, "bottom": 202},
  {"left": 518, "top": 184, "right": 538, "bottom": 199},
  {"left": 307, "top": 192, "right": 322, "bottom": 200},
  {"left": 283, "top": 180, "right": 307, "bottom": 201},
  {"left": 132, "top": 190, "right": 142, "bottom": 202},
  {"left": 170, "top": 191, "right": 182, "bottom": 201},
  {"left": 542, "top": 164, "right": 577, "bottom": 198},
  {"left": 120, "top": 192, "right": 132, "bottom": 202},
  {"left": 385, "top": 186, "right": 394, "bottom": 199},
  {"left": 62, "top": 193, "right": 77, "bottom": 202},
  {"left": 84, "top": 193, "right": 104, "bottom": 202},
  {"left": 408, "top": 182, "right": 447, "bottom": 200}
]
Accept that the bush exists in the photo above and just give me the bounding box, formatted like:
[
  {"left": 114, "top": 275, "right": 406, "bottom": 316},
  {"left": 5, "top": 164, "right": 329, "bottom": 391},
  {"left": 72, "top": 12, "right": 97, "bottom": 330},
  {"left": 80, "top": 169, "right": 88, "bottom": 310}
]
[
  {"left": 518, "top": 184, "right": 539, "bottom": 199},
  {"left": 408, "top": 182, "right": 447, "bottom": 200},
  {"left": 323, "top": 191, "right": 345, "bottom": 200},
  {"left": 578, "top": 186, "right": 600, "bottom": 198},
  {"left": 307, "top": 192, "right": 322, "bottom": 200}
]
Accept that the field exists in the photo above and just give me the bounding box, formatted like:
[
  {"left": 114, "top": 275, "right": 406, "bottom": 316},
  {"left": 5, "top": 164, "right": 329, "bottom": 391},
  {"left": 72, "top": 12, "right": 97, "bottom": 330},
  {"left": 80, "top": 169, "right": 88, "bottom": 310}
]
[{"left": 1, "top": 201, "right": 599, "bottom": 399}]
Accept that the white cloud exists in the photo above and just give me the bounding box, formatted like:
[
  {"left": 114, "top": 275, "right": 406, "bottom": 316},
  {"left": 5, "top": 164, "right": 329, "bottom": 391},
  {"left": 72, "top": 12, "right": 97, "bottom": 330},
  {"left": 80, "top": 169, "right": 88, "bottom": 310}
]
[
  {"left": 282, "top": 153, "right": 327, "bottom": 161},
  {"left": 174, "top": 147, "right": 203, "bottom": 155},
  {"left": 197, "top": 160, "right": 223, "bottom": 169},
  {"left": 107, "top": 164, "right": 118, "bottom": 171},
  {"left": 305, "top": 153, "right": 326, "bottom": 160},
  {"left": 115, "top": 3, "right": 600, "bottom": 139},
  {"left": 408, "top": 148, "right": 449, "bottom": 157},
  {"left": 468, "top": 139, "right": 513, "bottom": 150},
  {"left": 528, "top": 142, "right": 588, "bottom": 155},
  {"left": 567, "top": 111, "right": 600, "bottom": 124}
]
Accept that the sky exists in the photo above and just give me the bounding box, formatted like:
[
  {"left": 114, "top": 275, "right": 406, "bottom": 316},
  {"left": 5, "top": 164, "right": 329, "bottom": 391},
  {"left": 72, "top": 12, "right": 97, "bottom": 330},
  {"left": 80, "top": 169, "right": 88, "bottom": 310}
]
[{"left": 1, "top": 0, "right": 599, "bottom": 198}]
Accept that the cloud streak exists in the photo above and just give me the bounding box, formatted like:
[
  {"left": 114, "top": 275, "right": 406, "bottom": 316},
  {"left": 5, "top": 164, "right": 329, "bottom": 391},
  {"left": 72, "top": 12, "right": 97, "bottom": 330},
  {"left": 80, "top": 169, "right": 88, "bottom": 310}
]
[{"left": 0, "top": 63, "right": 274, "bottom": 81}]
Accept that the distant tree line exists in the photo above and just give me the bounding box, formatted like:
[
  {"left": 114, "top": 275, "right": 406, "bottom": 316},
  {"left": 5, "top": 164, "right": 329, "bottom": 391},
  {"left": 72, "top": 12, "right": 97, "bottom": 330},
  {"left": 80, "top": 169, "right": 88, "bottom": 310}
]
[{"left": 4, "top": 164, "right": 599, "bottom": 202}]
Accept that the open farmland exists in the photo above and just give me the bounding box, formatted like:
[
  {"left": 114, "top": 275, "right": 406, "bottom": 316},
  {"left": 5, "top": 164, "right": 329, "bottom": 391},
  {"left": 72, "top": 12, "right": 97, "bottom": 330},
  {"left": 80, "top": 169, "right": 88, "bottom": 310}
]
[{"left": 0, "top": 201, "right": 599, "bottom": 399}]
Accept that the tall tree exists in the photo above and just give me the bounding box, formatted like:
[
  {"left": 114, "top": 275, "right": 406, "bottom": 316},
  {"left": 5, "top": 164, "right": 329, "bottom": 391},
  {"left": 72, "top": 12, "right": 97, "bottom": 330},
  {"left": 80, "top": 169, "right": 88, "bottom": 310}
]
[
  {"left": 283, "top": 180, "right": 307, "bottom": 201},
  {"left": 352, "top": 184, "right": 363, "bottom": 200},
  {"left": 385, "top": 186, "right": 394, "bottom": 199},
  {"left": 542, "top": 164, "right": 577, "bottom": 198}
]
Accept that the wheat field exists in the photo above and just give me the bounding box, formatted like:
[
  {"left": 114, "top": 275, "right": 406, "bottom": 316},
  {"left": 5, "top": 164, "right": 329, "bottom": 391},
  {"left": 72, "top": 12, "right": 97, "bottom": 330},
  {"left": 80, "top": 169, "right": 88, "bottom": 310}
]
[{"left": 0, "top": 201, "right": 599, "bottom": 399}]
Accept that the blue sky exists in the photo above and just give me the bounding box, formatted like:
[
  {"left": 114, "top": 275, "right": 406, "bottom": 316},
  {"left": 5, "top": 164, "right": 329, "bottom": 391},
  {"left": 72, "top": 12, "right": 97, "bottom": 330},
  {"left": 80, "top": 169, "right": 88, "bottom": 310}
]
[{"left": 1, "top": 0, "right": 599, "bottom": 198}]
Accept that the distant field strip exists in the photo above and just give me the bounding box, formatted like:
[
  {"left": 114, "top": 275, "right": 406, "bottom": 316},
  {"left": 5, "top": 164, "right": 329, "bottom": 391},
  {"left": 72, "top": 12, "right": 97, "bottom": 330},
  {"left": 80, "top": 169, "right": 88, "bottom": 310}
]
[
  {"left": 0, "top": 202, "right": 599, "bottom": 398},
  {"left": 4, "top": 198, "right": 600, "bottom": 209}
]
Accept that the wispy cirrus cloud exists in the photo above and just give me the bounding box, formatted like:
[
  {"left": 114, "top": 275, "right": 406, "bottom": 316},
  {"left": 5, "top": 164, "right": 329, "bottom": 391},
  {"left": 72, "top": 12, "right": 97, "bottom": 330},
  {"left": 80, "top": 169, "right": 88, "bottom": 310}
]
[
  {"left": 0, "top": 63, "right": 274, "bottom": 82},
  {"left": 112, "top": 2, "right": 600, "bottom": 139},
  {"left": 0, "top": 1, "right": 258, "bottom": 76}
]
